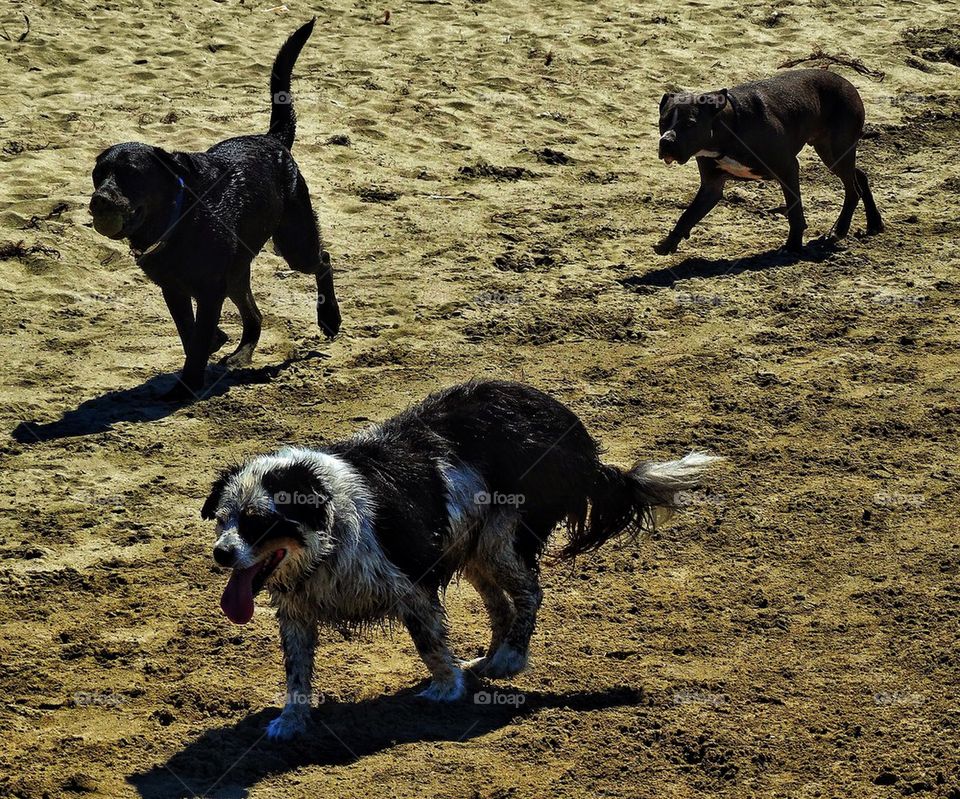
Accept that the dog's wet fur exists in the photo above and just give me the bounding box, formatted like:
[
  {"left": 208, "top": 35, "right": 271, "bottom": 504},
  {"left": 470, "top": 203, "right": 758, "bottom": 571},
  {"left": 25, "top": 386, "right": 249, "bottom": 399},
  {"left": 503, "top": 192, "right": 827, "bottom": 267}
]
[
  {"left": 656, "top": 69, "right": 884, "bottom": 255},
  {"left": 89, "top": 19, "right": 340, "bottom": 401},
  {"left": 201, "top": 380, "right": 722, "bottom": 740}
]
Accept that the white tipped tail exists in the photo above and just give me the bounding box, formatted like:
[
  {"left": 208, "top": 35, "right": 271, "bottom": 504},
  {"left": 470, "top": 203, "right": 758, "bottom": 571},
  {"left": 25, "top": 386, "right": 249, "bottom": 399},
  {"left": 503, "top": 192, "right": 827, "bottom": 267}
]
[{"left": 634, "top": 451, "right": 724, "bottom": 492}]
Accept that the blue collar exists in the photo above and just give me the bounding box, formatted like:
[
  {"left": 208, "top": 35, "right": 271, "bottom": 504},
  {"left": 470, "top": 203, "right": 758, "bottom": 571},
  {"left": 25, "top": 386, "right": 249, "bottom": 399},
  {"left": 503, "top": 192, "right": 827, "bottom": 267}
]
[{"left": 134, "top": 175, "right": 186, "bottom": 263}]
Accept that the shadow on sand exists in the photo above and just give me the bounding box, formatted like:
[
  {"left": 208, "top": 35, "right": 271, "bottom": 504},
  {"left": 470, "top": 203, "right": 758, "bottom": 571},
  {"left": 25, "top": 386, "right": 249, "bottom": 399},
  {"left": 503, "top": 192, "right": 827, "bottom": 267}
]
[
  {"left": 128, "top": 684, "right": 645, "bottom": 799},
  {"left": 11, "top": 351, "right": 329, "bottom": 444},
  {"left": 622, "top": 238, "right": 839, "bottom": 290}
]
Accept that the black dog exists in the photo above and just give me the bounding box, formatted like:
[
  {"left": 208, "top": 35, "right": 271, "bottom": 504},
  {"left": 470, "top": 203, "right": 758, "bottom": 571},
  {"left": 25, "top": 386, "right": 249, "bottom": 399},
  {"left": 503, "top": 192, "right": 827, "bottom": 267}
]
[
  {"left": 655, "top": 69, "right": 884, "bottom": 255},
  {"left": 200, "top": 380, "right": 721, "bottom": 739},
  {"left": 89, "top": 19, "right": 340, "bottom": 400}
]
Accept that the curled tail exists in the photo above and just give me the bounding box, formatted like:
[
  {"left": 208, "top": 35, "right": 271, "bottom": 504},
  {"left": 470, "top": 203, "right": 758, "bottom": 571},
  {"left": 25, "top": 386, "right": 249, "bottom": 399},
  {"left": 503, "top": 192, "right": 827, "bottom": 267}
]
[
  {"left": 268, "top": 18, "right": 316, "bottom": 150},
  {"left": 562, "top": 451, "right": 723, "bottom": 559}
]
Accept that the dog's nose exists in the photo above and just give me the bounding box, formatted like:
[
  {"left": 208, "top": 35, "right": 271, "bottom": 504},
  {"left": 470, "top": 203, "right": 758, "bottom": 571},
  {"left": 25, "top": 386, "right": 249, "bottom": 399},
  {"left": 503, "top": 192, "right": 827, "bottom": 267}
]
[
  {"left": 89, "top": 192, "right": 117, "bottom": 215},
  {"left": 659, "top": 130, "right": 677, "bottom": 144},
  {"left": 213, "top": 544, "right": 236, "bottom": 567}
]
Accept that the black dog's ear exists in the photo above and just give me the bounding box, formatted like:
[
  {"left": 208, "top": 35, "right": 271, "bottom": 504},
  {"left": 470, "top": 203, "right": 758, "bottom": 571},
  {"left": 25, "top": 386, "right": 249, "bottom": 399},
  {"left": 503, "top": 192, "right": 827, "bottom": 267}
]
[
  {"left": 262, "top": 461, "right": 331, "bottom": 531},
  {"left": 151, "top": 146, "right": 200, "bottom": 183},
  {"left": 202, "top": 466, "right": 240, "bottom": 520},
  {"left": 706, "top": 88, "right": 729, "bottom": 115},
  {"left": 659, "top": 92, "right": 675, "bottom": 113}
]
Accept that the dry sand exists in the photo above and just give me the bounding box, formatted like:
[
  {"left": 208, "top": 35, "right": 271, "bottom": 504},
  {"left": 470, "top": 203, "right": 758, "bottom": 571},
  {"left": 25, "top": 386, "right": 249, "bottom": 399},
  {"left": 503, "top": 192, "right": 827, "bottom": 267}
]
[{"left": 1, "top": 0, "right": 959, "bottom": 797}]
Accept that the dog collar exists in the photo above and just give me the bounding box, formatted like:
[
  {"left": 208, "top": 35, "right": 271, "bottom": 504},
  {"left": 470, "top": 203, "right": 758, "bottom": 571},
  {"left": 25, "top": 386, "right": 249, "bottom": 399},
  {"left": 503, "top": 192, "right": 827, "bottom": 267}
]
[{"left": 132, "top": 176, "right": 185, "bottom": 264}]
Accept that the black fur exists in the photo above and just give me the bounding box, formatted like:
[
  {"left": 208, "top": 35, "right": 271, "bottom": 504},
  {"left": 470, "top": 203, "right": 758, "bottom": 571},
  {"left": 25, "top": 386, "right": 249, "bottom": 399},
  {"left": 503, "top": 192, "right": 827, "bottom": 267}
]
[
  {"left": 89, "top": 19, "right": 341, "bottom": 402},
  {"left": 201, "top": 465, "right": 240, "bottom": 520},
  {"left": 331, "top": 380, "right": 663, "bottom": 574}
]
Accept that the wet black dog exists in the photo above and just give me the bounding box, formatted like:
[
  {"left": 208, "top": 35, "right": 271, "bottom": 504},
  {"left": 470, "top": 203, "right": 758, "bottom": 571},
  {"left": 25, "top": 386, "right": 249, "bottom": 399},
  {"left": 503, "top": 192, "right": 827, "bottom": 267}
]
[
  {"left": 89, "top": 19, "right": 340, "bottom": 401},
  {"left": 655, "top": 69, "right": 884, "bottom": 255}
]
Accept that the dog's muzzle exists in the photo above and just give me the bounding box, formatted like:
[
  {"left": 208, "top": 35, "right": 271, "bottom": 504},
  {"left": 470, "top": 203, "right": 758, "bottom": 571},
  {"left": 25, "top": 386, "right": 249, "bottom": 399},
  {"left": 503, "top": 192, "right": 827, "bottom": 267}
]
[
  {"left": 658, "top": 131, "right": 678, "bottom": 165},
  {"left": 213, "top": 543, "right": 237, "bottom": 567},
  {"left": 89, "top": 191, "right": 134, "bottom": 239}
]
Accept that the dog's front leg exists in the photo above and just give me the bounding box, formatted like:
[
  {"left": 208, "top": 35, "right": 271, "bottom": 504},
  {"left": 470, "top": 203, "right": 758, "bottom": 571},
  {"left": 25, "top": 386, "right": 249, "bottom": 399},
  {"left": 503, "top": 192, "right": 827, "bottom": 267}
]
[
  {"left": 778, "top": 158, "right": 806, "bottom": 252},
  {"left": 401, "top": 590, "right": 465, "bottom": 702},
  {"left": 161, "top": 285, "right": 194, "bottom": 357},
  {"left": 655, "top": 172, "right": 727, "bottom": 256},
  {"left": 266, "top": 611, "right": 317, "bottom": 741},
  {"left": 167, "top": 290, "right": 225, "bottom": 400}
]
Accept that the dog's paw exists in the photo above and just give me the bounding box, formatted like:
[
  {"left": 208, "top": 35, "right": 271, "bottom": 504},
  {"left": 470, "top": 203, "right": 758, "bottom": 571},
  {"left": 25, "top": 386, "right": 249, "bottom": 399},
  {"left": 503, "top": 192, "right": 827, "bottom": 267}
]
[
  {"left": 417, "top": 670, "right": 466, "bottom": 702},
  {"left": 265, "top": 712, "right": 307, "bottom": 741},
  {"left": 783, "top": 236, "right": 805, "bottom": 253},
  {"left": 653, "top": 237, "right": 678, "bottom": 256},
  {"left": 159, "top": 381, "right": 199, "bottom": 404},
  {"left": 221, "top": 345, "right": 254, "bottom": 369},
  {"left": 480, "top": 645, "right": 528, "bottom": 679},
  {"left": 317, "top": 298, "right": 341, "bottom": 339},
  {"left": 209, "top": 327, "right": 230, "bottom": 355}
]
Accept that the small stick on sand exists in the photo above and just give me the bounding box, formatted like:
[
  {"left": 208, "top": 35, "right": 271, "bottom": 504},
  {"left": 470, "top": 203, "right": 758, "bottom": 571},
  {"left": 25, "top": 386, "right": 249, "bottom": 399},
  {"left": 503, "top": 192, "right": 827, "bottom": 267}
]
[
  {"left": 778, "top": 47, "right": 885, "bottom": 81},
  {"left": 0, "top": 13, "right": 30, "bottom": 42}
]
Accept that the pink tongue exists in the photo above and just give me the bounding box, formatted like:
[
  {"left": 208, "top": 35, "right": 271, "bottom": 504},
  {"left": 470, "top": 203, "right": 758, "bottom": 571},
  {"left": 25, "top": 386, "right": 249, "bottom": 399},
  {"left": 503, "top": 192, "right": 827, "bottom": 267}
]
[{"left": 221, "top": 564, "right": 260, "bottom": 624}]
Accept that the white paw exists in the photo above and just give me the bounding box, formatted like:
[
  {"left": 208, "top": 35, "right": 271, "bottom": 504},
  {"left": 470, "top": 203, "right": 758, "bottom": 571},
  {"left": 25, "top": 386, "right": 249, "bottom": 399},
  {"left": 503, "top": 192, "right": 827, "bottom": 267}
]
[
  {"left": 265, "top": 712, "right": 307, "bottom": 741},
  {"left": 483, "top": 646, "right": 527, "bottom": 679},
  {"left": 417, "top": 669, "right": 466, "bottom": 702}
]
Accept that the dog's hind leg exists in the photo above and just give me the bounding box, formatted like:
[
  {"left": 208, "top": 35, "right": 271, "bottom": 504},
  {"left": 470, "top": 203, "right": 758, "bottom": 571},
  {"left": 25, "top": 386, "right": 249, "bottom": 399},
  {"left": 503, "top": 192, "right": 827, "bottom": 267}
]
[
  {"left": 222, "top": 265, "right": 263, "bottom": 368},
  {"left": 855, "top": 168, "right": 884, "bottom": 235},
  {"left": 462, "top": 566, "right": 516, "bottom": 673},
  {"left": 814, "top": 138, "right": 862, "bottom": 241},
  {"left": 273, "top": 174, "right": 342, "bottom": 338},
  {"left": 473, "top": 518, "right": 544, "bottom": 679},
  {"left": 401, "top": 589, "right": 465, "bottom": 701}
]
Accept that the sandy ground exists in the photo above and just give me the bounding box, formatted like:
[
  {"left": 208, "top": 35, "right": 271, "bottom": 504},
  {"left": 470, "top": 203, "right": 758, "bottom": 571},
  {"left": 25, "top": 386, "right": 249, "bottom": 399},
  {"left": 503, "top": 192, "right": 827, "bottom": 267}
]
[{"left": 1, "top": 0, "right": 959, "bottom": 797}]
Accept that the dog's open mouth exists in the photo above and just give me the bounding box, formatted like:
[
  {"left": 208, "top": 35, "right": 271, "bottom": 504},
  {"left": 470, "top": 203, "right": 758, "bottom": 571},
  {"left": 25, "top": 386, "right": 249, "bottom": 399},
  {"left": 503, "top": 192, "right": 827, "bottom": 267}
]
[
  {"left": 662, "top": 154, "right": 676, "bottom": 165},
  {"left": 220, "top": 548, "right": 287, "bottom": 625}
]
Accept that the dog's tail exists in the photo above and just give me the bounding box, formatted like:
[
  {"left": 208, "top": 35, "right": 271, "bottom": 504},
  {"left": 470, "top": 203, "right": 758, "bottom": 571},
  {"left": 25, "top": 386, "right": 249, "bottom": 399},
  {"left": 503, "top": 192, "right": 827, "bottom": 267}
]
[
  {"left": 561, "top": 451, "right": 723, "bottom": 559},
  {"left": 268, "top": 18, "right": 316, "bottom": 150}
]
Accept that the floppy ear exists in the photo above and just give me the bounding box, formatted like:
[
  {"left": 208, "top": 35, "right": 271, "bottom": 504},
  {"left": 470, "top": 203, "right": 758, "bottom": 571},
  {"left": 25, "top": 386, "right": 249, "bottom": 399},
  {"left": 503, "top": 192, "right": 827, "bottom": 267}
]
[
  {"left": 201, "top": 466, "right": 239, "bottom": 520},
  {"left": 151, "top": 146, "right": 200, "bottom": 183},
  {"left": 262, "top": 461, "right": 331, "bottom": 532},
  {"left": 659, "top": 92, "right": 674, "bottom": 113},
  {"left": 706, "top": 89, "right": 729, "bottom": 116}
]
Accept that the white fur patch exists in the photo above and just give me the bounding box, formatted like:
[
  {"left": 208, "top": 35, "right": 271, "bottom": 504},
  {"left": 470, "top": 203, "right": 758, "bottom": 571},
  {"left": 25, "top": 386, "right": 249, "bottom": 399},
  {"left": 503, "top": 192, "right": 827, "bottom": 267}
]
[
  {"left": 417, "top": 668, "right": 466, "bottom": 701},
  {"left": 694, "top": 149, "right": 721, "bottom": 158},
  {"left": 438, "top": 461, "right": 487, "bottom": 536},
  {"left": 266, "top": 711, "right": 308, "bottom": 740},
  {"left": 715, "top": 156, "right": 764, "bottom": 180}
]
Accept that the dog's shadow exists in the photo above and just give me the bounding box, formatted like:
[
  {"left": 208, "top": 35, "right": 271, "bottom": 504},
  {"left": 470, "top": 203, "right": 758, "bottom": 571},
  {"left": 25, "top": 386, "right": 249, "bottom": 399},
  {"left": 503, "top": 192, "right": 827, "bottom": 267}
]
[
  {"left": 11, "top": 352, "right": 328, "bottom": 444},
  {"left": 127, "top": 684, "right": 644, "bottom": 799},
  {"left": 623, "top": 238, "right": 838, "bottom": 289}
]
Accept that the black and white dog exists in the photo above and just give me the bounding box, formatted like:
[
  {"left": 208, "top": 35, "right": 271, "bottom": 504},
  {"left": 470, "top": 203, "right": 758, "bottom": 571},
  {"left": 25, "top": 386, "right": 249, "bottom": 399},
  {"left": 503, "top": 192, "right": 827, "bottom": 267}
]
[{"left": 201, "top": 380, "right": 721, "bottom": 740}]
